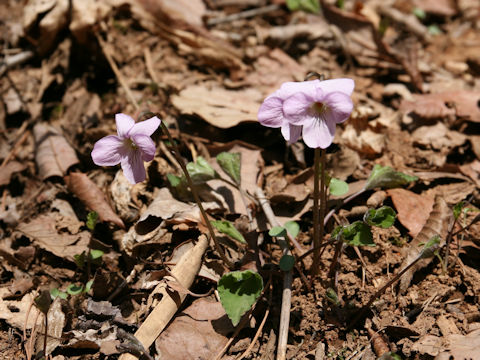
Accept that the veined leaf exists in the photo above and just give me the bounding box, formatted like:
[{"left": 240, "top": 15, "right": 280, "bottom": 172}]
[
  {"left": 211, "top": 220, "right": 246, "bottom": 243},
  {"left": 218, "top": 270, "right": 263, "bottom": 326},
  {"left": 329, "top": 178, "right": 349, "bottom": 196},
  {"left": 216, "top": 152, "right": 241, "bottom": 184},
  {"left": 365, "top": 165, "right": 418, "bottom": 190},
  {"left": 186, "top": 157, "right": 219, "bottom": 184},
  {"left": 364, "top": 206, "right": 396, "bottom": 228}
]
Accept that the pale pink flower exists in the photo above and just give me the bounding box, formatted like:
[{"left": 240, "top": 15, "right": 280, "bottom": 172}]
[
  {"left": 91, "top": 113, "right": 160, "bottom": 184},
  {"left": 257, "top": 78, "right": 354, "bottom": 148}
]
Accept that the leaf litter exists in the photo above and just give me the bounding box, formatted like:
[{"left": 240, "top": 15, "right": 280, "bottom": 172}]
[{"left": 0, "top": 0, "right": 480, "bottom": 359}]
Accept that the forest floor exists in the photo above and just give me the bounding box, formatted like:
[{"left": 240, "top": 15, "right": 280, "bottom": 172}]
[{"left": 1, "top": 0, "right": 480, "bottom": 359}]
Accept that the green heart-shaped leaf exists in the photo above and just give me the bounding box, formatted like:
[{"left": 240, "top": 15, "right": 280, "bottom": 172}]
[{"left": 218, "top": 270, "right": 263, "bottom": 326}]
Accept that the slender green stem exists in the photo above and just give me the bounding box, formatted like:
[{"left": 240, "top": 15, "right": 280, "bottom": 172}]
[
  {"left": 160, "top": 122, "right": 234, "bottom": 269},
  {"left": 311, "top": 148, "right": 321, "bottom": 275},
  {"left": 319, "top": 149, "right": 327, "bottom": 247}
]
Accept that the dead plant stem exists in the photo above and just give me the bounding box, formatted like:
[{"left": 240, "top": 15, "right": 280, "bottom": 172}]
[{"left": 160, "top": 122, "right": 234, "bottom": 269}]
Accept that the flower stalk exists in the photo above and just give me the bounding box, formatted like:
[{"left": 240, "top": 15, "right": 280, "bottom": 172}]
[{"left": 160, "top": 122, "right": 234, "bottom": 269}]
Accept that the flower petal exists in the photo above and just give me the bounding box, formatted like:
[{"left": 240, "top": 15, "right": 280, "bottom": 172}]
[
  {"left": 257, "top": 95, "right": 285, "bottom": 128},
  {"left": 131, "top": 134, "right": 156, "bottom": 162},
  {"left": 91, "top": 135, "right": 126, "bottom": 166},
  {"left": 128, "top": 116, "right": 161, "bottom": 137},
  {"left": 283, "top": 92, "right": 315, "bottom": 125},
  {"left": 116, "top": 113, "right": 135, "bottom": 138},
  {"left": 281, "top": 123, "right": 303, "bottom": 143},
  {"left": 315, "top": 78, "right": 355, "bottom": 96},
  {"left": 121, "top": 149, "right": 146, "bottom": 184},
  {"left": 302, "top": 115, "right": 336, "bottom": 149},
  {"left": 278, "top": 80, "right": 319, "bottom": 99},
  {"left": 322, "top": 91, "right": 354, "bottom": 124}
]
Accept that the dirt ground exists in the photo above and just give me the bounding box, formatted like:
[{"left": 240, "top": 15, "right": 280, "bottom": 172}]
[{"left": 1, "top": 0, "right": 480, "bottom": 359}]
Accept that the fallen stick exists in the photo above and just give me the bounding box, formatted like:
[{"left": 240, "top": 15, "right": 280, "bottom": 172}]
[{"left": 119, "top": 235, "right": 209, "bottom": 360}]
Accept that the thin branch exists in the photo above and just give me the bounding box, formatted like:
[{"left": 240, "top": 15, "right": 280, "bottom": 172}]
[{"left": 160, "top": 122, "right": 234, "bottom": 269}]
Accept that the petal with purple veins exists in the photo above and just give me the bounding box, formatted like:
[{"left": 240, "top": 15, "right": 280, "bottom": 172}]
[
  {"left": 121, "top": 149, "right": 146, "bottom": 184},
  {"left": 257, "top": 95, "right": 285, "bottom": 128},
  {"left": 302, "top": 115, "right": 336, "bottom": 149},
  {"left": 116, "top": 113, "right": 135, "bottom": 138},
  {"left": 131, "top": 134, "right": 156, "bottom": 162},
  {"left": 91, "top": 135, "right": 127, "bottom": 166},
  {"left": 128, "top": 116, "right": 161, "bottom": 137}
]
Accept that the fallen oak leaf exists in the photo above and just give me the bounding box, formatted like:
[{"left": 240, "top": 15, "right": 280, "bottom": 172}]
[
  {"left": 65, "top": 172, "right": 124, "bottom": 228},
  {"left": 33, "top": 123, "right": 79, "bottom": 180},
  {"left": 397, "top": 196, "right": 452, "bottom": 293}
]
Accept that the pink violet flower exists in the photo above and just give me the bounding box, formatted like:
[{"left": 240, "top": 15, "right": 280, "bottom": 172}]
[
  {"left": 257, "top": 78, "right": 354, "bottom": 149},
  {"left": 91, "top": 113, "right": 161, "bottom": 184}
]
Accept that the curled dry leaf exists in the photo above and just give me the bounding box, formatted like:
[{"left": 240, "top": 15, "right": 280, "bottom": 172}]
[
  {"left": 136, "top": 0, "right": 206, "bottom": 27},
  {"left": 411, "top": 122, "right": 466, "bottom": 151},
  {"left": 17, "top": 214, "right": 90, "bottom": 261},
  {"left": 110, "top": 170, "right": 139, "bottom": 223},
  {"left": 0, "top": 288, "right": 39, "bottom": 329},
  {"left": 35, "top": 298, "right": 65, "bottom": 355},
  {"left": 33, "top": 123, "right": 79, "bottom": 180},
  {"left": 65, "top": 172, "right": 124, "bottom": 228},
  {"left": 135, "top": 187, "right": 219, "bottom": 235},
  {"left": 22, "top": 0, "right": 69, "bottom": 55},
  {"left": 0, "top": 161, "right": 26, "bottom": 186},
  {"left": 397, "top": 197, "right": 452, "bottom": 293}
]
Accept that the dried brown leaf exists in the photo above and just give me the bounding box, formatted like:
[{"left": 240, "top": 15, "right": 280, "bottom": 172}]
[
  {"left": 65, "top": 172, "right": 124, "bottom": 228},
  {"left": 0, "top": 288, "right": 39, "bottom": 329},
  {"left": 136, "top": 0, "right": 206, "bottom": 27},
  {"left": 171, "top": 84, "right": 261, "bottom": 128},
  {"left": 155, "top": 298, "right": 230, "bottom": 360},
  {"left": 436, "top": 329, "right": 480, "bottom": 359},
  {"left": 35, "top": 299, "right": 65, "bottom": 355},
  {"left": 17, "top": 214, "right": 90, "bottom": 261},
  {"left": 387, "top": 189, "right": 434, "bottom": 238},
  {"left": 397, "top": 197, "right": 452, "bottom": 293},
  {"left": 134, "top": 187, "right": 207, "bottom": 235},
  {"left": 33, "top": 123, "right": 79, "bottom": 180},
  {"left": 0, "top": 161, "right": 26, "bottom": 186},
  {"left": 400, "top": 91, "right": 480, "bottom": 122}
]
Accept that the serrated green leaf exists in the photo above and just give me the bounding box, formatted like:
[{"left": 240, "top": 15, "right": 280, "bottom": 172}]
[
  {"left": 67, "top": 284, "right": 84, "bottom": 296},
  {"left": 365, "top": 165, "right": 418, "bottom": 190},
  {"left": 341, "top": 221, "right": 374, "bottom": 247},
  {"left": 269, "top": 226, "right": 287, "bottom": 237},
  {"left": 364, "top": 206, "right": 396, "bottom": 228},
  {"left": 286, "top": 0, "right": 320, "bottom": 13},
  {"left": 329, "top": 178, "right": 349, "bottom": 196},
  {"left": 279, "top": 255, "right": 295, "bottom": 271},
  {"left": 50, "top": 288, "right": 68, "bottom": 300},
  {"left": 186, "top": 157, "right": 219, "bottom": 184},
  {"left": 284, "top": 221, "right": 300, "bottom": 238},
  {"left": 86, "top": 211, "right": 99, "bottom": 231},
  {"left": 216, "top": 152, "right": 241, "bottom": 184},
  {"left": 453, "top": 201, "right": 464, "bottom": 220},
  {"left": 211, "top": 220, "right": 246, "bottom": 243},
  {"left": 218, "top": 270, "right": 263, "bottom": 326}
]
